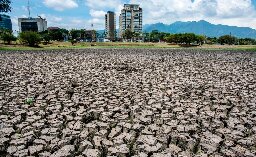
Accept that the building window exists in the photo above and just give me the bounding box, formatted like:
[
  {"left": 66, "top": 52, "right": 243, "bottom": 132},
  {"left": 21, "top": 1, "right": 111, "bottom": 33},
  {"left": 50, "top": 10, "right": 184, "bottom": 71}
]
[{"left": 21, "top": 22, "right": 38, "bottom": 32}]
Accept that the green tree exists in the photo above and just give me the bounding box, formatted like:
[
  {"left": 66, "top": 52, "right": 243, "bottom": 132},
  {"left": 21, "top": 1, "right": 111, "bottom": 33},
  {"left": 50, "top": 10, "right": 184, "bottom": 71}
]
[
  {"left": 133, "top": 32, "right": 140, "bottom": 41},
  {"left": 1, "top": 31, "right": 16, "bottom": 44},
  {"left": 238, "top": 38, "right": 256, "bottom": 45},
  {"left": 41, "top": 33, "right": 50, "bottom": 45},
  {"left": 218, "top": 35, "right": 237, "bottom": 45},
  {"left": 196, "top": 35, "right": 205, "bottom": 45},
  {"left": 143, "top": 32, "right": 150, "bottom": 42},
  {"left": 165, "top": 33, "right": 203, "bottom": 45},
  {"left": 0, "top": 0, "right": 11, "bottom": 13},
  {"left": 80, "top": 29, "right": 86, "bottom": 40},
  {"left": 159, "top": 32, "right": 170, "bottom": 41},
  {"left": 148, "top": 30, "right": 170, "bottom": 42},
  {"left": 39, "top": 30, "right": 49, "bottom": 44},
  {"left": 48, "top": 28, "right": 68, "bottom": 41},
  {"left": 165, "top": 34, "right": 180, "bottom": 43},
  {"left": 69, "top": 29, "right": 81, "bottom": 40},
  {"left": 206, "top": 37, "right": 218, "bottom": 44},
  {"left": 150, "top": 30, "right": 160, "bottom": 42},
  {"left": 122, "top": 29, "right": 134, "bottom": 41},
  {"left": 19, "top": 31, "right": 41, "bottom": 47},
  {"left": 180, "top": 33, "right": 197, "bottom": 45}
]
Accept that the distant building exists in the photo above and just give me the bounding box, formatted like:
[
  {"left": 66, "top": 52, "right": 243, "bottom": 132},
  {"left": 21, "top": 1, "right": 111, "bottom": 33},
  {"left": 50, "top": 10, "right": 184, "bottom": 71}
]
[
  {"left": 119, "top": 4, "right": 142, "bottom": 38},
  {"left": 0, "top": 14, "right": 12, "bottom": 30},
  {"left": 85, "top": 30, "right": 96, "bottom": 42},
  {"left": 105, "top": 11, "right": 116, "bottom": 41},
  {"left": 47, "top": 27, "right": 60, "bottom": 31},
  {"left": 18, "top": 17, "right": 47, "bottom": 32}
]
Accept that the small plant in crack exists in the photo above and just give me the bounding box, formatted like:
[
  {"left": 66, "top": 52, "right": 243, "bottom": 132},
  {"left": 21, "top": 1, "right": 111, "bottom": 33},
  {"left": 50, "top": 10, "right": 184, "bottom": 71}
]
[{"left": 25, "top": 97, "right": 34, "bottom": 105}]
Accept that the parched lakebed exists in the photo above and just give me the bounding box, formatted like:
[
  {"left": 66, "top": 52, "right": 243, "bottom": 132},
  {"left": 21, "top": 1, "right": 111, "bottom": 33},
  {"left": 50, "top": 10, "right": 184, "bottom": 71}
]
[{"left": 0, "top": 49, "right": 255, "bottom": 156}]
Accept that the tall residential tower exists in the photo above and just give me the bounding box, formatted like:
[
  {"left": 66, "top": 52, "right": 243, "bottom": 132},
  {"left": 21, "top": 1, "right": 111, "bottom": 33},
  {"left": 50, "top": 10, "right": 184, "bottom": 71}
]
[
  {"left": 105, "top": 11, "right": 116, "bottom": 41},
  {"left": 119, "top": 4, "right": 142, "bottom": 38}
]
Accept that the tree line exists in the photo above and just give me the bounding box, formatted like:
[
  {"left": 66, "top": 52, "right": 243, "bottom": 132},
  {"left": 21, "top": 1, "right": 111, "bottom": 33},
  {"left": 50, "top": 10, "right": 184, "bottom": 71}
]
[
  {"left": 122, "top": 29, "right": 256, "bottom": 45},
  {"left": 0, "top": 28, "right": 99, "bottom": 47},
  {"left": 1, "top": 28, "right": 256, "bottom": 47}
]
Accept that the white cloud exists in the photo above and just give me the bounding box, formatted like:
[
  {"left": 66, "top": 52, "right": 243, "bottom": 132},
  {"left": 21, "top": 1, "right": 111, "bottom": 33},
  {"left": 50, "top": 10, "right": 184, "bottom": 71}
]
[
  {"left": 32, "top": 14, "right": 65, "bottom": 28},
  {"left": 11, "top": 0, "right": 256, "bottom": 31},
  {"left": 89, "top": 10, "right": 106, "bottom": 18},
  {"left": 88, "top": 18, "right": 105, "bottom": 30},
  {"left": 71, "top": 19, "right": 84, "bottom": 24},
  {"left": 39, "top": 14, "right": 47, "bottom": 19},
  {"left": 43, "top": 0, "right": 78, "bottom": 11},
  {"left": 216, "top": 0, "right": 254, "bottom": 18},
  {"left": 129, "top": 0, "right": 256, "bottom": 28},
  {"left": 51, "top": 16, "right": 63, "bottom": 23},
  {"left": 86, "top": 0, "right": 122, "bottom": 9},
  {"left": 85, "top": 0, "right": 125, "bottom": 29}
]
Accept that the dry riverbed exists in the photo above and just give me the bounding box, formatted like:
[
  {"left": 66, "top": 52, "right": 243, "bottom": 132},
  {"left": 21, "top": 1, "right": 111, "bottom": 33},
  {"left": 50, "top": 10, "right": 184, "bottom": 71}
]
[{"left": 0, "top": 49, "right": 255, "bottom": 156}]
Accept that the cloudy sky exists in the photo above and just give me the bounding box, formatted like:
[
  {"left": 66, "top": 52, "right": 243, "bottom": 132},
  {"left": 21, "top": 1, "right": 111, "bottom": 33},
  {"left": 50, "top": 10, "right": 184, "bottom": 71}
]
[{"left": 9, "top": 0, "right": 256, "bottom": 32}]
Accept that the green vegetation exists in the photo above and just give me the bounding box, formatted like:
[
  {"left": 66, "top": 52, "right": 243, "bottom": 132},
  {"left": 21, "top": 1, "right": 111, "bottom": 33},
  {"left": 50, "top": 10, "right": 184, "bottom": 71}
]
[
  {"left": 25, "top": 98, "right": 33, "bottom": 105},
  {"left": 165, "top": 33, "right": 205, "bottom": 45},
  {"left": 1, "top": 31, "right": 16, "bottom": 44},
  {"left": 19, "top": 31, "right": 41, "bottom": 47},
  {"left": 144, "top": 30, "right": 170, "bottom": 42},
  {"left": 1, "top": 41, "right": 256, "bottom": 51},
  {"left": 69, "top": 29, "right": 82, "bottom": 40},
  {"left": 218, "top": 35, "right": 256, "bottom": 45},
  {"left": 0, "top": 27, "right": 255, "bottom": 50},
  {"left": 0, "top": 28, "right": 16, "bottom": 44},
  {"left": 69, "top": 29, "right": 96, "bottom": 41},
  {"left": 41, "top": 33, "right": 50, "bottom": 45},
  {"left": 205, "top": 37, "right": 218, "bottom": 44},
  {"left": 218, "top": 35, "right": 236, "bottom": 45},
  {"left": 122, "top": 29, "right": 134, "bottom": 41},
  {"left": 238, "top": 38, "right": 256, "bottom": 45},
  {"left": 48, "top": 29, "right": 69, "bottom": 41}
]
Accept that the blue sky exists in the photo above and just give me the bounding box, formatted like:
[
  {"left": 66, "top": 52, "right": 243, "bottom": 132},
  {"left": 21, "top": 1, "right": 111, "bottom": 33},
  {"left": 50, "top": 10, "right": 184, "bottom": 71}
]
[{"left": 8, "top": 0, "right": 256, "bottom": 32}]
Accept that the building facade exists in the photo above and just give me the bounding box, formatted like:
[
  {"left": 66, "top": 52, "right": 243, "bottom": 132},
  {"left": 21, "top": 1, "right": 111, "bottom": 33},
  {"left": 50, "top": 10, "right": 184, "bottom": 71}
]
[
  {"left": 18, "top": 17, "right": 47, "bottom": 32},
  {"left": 84, "top": 30, "right": 96, "bottom": 42},
  {"left": 119, "top": 4, "right": 142, "bottom": 38},
  {"left": 0, "top": 14, "right": 12, "bottom": 30},
  {"left": 105, "top": 11, "right": 116, "bottom": 41}
]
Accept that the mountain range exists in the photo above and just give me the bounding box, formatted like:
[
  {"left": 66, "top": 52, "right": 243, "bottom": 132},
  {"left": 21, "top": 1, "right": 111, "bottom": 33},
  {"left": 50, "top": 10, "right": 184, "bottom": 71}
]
[{"left": 143, "top": 20, "right": 256, "bottom": 39}]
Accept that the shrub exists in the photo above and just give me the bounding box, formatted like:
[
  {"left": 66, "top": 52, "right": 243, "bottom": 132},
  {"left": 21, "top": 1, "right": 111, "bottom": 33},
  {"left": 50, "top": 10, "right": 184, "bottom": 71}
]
[
  {"left": 19, "top": 31, "right": 41, "bottom": 47},
  {"left": 41, "top": 33, "right": 50, "bottom": 45},
  {"left": 69, "top": 39, "right": 77, "bottom": 45},
  {"left": 218, "top": 35, "right": 237, "bottom": 45},
  {"left": 1, "top": 31, "right": 16, "bottom": 44}
]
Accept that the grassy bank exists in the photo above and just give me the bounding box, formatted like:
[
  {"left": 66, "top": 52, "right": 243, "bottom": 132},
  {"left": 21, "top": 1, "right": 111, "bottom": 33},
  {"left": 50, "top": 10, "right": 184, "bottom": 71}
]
[{"left": 0, "top": 41, "right": 256, "bottom": 51}]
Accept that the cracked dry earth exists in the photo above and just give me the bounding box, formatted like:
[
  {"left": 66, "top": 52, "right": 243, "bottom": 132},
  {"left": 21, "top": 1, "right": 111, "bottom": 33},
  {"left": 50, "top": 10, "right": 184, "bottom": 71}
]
[{"left": 0, "top": 49, "right": 255, "bottom": 157}]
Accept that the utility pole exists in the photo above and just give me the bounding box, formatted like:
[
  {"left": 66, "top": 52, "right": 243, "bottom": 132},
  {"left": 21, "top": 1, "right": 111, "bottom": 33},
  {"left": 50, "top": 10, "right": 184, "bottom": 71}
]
[
  {"left": 27, "top": 0, "right": 31, "bottom": 18},
  {"left": 229, "top": 32, "right": 232, "bottom": 45}
]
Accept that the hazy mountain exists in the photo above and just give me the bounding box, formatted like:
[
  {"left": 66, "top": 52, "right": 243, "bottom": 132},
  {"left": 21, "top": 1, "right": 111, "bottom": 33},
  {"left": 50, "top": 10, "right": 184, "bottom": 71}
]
[{"left": 143, "top": 20, "right": 256, "bottom": 38}]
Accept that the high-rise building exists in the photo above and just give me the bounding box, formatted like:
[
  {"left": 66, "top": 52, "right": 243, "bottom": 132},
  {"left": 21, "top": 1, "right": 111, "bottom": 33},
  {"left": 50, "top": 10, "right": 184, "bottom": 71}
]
[
  {"left": 0, "top": 14, "right": 12, "bottom": 30},
  {"left": 105, "top": 11, "right": 116, "bottom": 41},
  {"left": 119, "top": 4, "right": 142, "bottom": 38},
  {"left": 18, "top": 17, "right": 47, "bottom": 32}
]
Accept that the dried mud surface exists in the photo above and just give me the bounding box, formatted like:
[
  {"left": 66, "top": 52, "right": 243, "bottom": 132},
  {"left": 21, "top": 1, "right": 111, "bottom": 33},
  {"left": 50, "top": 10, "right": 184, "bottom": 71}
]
[{"left": 0, "top": 49, "right": 255, "bottom": 157}]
